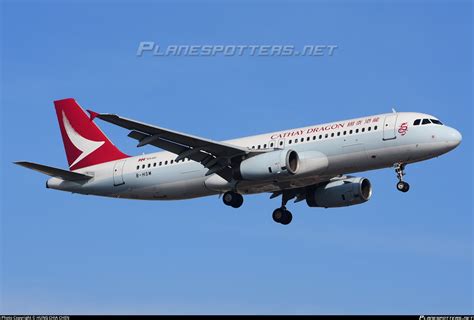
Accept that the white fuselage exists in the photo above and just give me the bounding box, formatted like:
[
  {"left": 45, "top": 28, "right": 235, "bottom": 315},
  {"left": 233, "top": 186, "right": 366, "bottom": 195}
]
[{"left": 46, "top": 112, "right": 461, "bottom": 200}]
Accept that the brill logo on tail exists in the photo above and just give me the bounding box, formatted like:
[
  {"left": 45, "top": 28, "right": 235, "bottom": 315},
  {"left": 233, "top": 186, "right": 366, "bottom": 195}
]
[{"left": 62, "top": 111, "right": 105, "bottom": 168}]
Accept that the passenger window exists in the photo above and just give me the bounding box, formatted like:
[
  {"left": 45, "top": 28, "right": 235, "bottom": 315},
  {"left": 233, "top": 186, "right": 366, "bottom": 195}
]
[
  {"left": 331, "top": 133, "right": 334, "bottom": 137},
  {"left": 313, "top": 136, "right": 316, "bottom": 140},
  {"left": 270, "top": 142, "right": 274, "bottom": 147},
  {"left": 368, "top": 127, "right": 371, "bottom": 131},
  {"left": 307, "top": 137, "right": 310, "bottom": 141},
  {"left": 337, "top": 132, "right": 340, "bottom": 136},
  {"left": 289, "top": 140, "right": 292, "bottom": 144},
  {"left": 159, "top": 161, "right": 162, "bottom": 166},
  {"left": 349, "top": 130, "right": 353, "bottom": 134},
  {"left": 142, "top": 164, "right": 145, "bottom": 169},
  {"left": 300, "top": 138, "right": 304, "bottom": 142},
  {"left": 165, "top": 161, "right": 168, "bottom": 165},
  {"left": 422, "top": 119, "right": 431, "bottom": 125},
  {"left": 257, "top": 145, "right": 261, "bottom": 149},
  {"left": 325, "top": 134, "right": 328, "bottom": 138},
  {"left": 356, "top": 129, "right": 359, "bottom": 133},
  {"left": 136, "top": 165, "right": 139, "bottom": 170},
  {"left": 362, "top": 128, "right": 365, "bottom": 132},
  {"left": 153, "top": 163, "right": 156, "bottom": 167},
  {"left": 374, "top": 126, "right": 378, "bottom": 130},
  {"left": 171, "top": 160, "right": 174, "bottom": 164},
  {"left": 343, "top": 131, "right": 347, "bottom": 135},
  {"left": 413, "top": 119, "right": 421, "bottom": 126},
  {"left": 279, "top": 141, "right": 283, "bottom": 146},
  {"left": 252, "top": 146, "right": 255, "bottom": 149},
  {"left": 319, "top": 135, "right": 322, "bottom": 139},
  {"left": 264, "top": 144, "right": 267, "bottom": 148}
]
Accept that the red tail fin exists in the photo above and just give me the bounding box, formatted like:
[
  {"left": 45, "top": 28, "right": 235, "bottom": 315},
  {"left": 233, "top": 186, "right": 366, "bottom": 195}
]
[{"left": 54, "top": 98, "right": 129, "bottom": 170}]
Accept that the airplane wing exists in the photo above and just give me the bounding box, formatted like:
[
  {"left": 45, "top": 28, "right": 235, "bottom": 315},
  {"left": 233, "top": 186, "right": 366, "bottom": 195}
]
[
  {"left": 14, "top": 161, "right": 93, "bottom": 181},
  {"left": 89, "top": 111, "right": 264, "bottom": 181}
]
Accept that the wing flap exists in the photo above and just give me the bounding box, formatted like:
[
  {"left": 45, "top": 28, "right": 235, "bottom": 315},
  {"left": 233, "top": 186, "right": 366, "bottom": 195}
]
[{"left": 14, "top": 161, "right": 93, "bottom": 181}]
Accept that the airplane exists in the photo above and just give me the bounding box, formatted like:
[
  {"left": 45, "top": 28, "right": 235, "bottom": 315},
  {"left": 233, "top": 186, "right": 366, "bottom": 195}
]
[{"left": 15, "top": 98, "right": 462, "bottom": 225}]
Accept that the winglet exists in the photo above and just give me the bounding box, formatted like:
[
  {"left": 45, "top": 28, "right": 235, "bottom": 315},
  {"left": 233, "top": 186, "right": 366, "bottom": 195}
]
[{"left": 86, "top": 109, "right": 100, "bottom": 121}]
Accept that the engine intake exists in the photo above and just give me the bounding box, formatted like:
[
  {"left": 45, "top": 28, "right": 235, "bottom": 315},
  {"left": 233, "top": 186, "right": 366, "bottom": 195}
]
[{"left": 306, "top": 177, "right": 372, "bottom": 208}]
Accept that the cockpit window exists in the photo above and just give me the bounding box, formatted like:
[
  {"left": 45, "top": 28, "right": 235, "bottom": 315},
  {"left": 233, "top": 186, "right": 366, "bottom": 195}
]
[
  {"left": 422, "top": 119, "right": 431, "bottom": 125},
  {"left": 430, "top": 119, "right": 443, "bottom": 125},
  {"left": 413, "top": 119, "right": 421, "bottom": 126}
]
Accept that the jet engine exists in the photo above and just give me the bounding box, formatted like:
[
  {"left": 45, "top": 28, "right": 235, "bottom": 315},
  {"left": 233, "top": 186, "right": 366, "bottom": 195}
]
[
  {"left": 236, "top": 149, "right": 299, "bottom": 180},
  {"left": 235, "top": 149, "right": 330, "bottom": 181},
  {"left": 306, "top": 177, "right": 372, "bottom": 208},
  {"left": 296, "top": 151, "right": 329, "bottom": 176}
]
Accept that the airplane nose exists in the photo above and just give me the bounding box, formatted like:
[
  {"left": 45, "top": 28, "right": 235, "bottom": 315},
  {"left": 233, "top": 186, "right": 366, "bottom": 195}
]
[
  {"left": 447, "top": 128, "right": 462, "bottom": 149},
  {"left": 450, "top": 128, "right": 462, "bottom": 147}
]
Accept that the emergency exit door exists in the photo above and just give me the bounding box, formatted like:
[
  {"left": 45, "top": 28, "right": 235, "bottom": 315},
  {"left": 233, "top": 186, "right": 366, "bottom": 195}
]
[
  {"left": 383, "top": 114, "right": 398, "bottom": 140},
  {"left": 113, "top": 160, "right": 126, "bottom": 186}
]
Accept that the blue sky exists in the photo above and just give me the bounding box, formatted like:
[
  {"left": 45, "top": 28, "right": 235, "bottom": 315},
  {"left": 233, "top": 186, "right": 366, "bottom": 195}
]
[{"left": 1, "top": 0, "right": 472, "bottom": 315}]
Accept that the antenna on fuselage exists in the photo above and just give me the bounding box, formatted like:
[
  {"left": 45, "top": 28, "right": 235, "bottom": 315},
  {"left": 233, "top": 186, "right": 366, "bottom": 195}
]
[{"left": 392, "top": 107, "right": 397, "bottom": 113}]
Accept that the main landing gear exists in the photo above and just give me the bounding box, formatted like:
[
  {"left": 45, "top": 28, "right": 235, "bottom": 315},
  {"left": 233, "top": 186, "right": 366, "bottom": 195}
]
[
  {"left": 223, "top": 191, "right": 244, "bottom": 208},
  {"left": 272, "top": 207, "right": 292, "bottom": 225},
  {"left": 272, "top": 192, "right": 293, "bottom": 225},
  {"left": 394, "top": 163, "right": 410, "bottom": 193},
  {"left": 223, "top": 190, "right": 293, "bottom": 225}
]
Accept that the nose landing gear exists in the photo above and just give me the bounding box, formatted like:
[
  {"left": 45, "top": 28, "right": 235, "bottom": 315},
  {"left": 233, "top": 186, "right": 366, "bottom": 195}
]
[
  {"left": 394, "top": 163, "right": 410, "bottom": 192},
  {"left": 397, "top": 181, "right": 410, "bottom": 192}
]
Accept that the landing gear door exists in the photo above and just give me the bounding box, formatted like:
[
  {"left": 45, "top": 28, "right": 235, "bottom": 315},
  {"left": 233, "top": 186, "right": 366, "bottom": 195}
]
[
  {"left": 113, "top": 160, "right": 126, "bottom": 186},
  {"left": 383, "top": 114, "right": 398, "bottom": 140}
]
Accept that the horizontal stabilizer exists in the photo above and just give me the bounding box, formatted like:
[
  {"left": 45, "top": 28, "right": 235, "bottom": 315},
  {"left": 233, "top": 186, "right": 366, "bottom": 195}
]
[{"left": 14, "top": 161, "right": 93, "bottom": 181}]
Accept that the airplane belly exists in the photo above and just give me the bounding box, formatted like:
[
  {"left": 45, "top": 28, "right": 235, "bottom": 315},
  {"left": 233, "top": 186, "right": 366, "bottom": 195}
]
[
  {"left": 125, "top": 166, "right": 215, "bottom": 200},
  {"left": 154, "top": 176, "right": 214, "bottom": 200},
  {"left": 328, "top": 142, "right": 369, "bottom": 172}
]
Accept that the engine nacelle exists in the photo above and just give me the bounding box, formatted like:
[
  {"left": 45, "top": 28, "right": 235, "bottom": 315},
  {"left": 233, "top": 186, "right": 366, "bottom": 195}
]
[
  {"left": 296, "top": 151, "right": 328, "bottom": 176},
  {"left": 306, "top": 177, "right": 372, "bottom": 208},
  {"left": 237, "top": 149, "right": 299, "bottom": 180}
]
